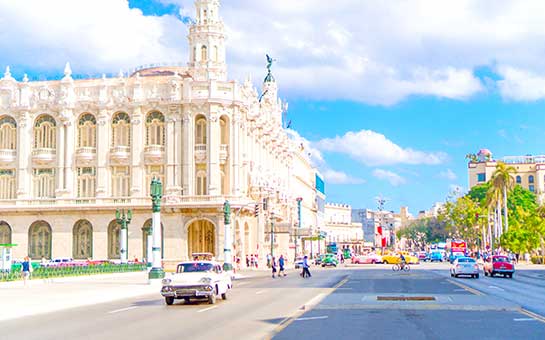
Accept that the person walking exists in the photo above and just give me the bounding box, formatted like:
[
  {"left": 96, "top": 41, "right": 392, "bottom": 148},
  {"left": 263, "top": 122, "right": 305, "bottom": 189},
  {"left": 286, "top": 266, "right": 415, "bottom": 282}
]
[
  {"left": 21, "top": 256, "right": 32, "bottom": 286},
  {"left": 278, "top": 255, "right": 286, "bottom": 277},
  {"left": 302, "top": 255, "right": 311, "bottom": 278},
  {"left": 246, "top": 255, "right": 250, "bottom": 268},
  {"left": 271, "top": 257, "right": 277, "bottom": 278}
]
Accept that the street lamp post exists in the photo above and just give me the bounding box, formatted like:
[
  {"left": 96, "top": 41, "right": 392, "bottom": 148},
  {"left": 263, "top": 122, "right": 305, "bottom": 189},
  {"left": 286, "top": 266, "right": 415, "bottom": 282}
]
[
  {"left": 143, "top": 226, "right": 152, "bottom": 268},
  {"left": 295, "top": 197, "right": 302, "bottom": 261},
  {"left": 224, "top": 200, "right": 232, "bottom": 265},
  {"left": 116, "top": 208, "right": 132, "bottom": 264},
  {"left": 149, "top": 177, "right": 165, "bottom": 281}
]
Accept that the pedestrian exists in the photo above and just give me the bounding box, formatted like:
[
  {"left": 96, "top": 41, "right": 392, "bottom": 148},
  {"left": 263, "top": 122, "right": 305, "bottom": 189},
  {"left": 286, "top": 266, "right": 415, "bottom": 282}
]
[
  {"left": 246, "top": 255, "right": 250, "bottom": 268},
  {"left": 267, "top": 253, "right": 272, "bottom": 268},
  {"left": 302, "top": 255, "right": 311, "bottom": 278},
  {"left": 21, "top": 256, "right": 32, "bottom": 286},
  {"left": 255, "top": 254, "right": 259, "bottom": 269},
  {"left": 278, "top": 254, "right": 286, "bottom": 277},
  {"left": 271, "top": 257, "right": 277, "bottom": 278}
]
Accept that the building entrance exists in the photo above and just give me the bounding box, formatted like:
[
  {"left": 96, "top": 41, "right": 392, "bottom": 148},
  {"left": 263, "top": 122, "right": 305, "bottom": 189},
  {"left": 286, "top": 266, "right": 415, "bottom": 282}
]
[{"left": 187, "top": 220, "right": 216, "bottom": 258}]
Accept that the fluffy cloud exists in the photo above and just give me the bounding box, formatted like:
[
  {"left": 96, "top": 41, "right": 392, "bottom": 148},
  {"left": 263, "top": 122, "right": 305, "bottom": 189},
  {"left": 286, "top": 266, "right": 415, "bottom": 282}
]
[
  {"left": 3, "top": 0, "right": 545, "bottom": 102},
  {"left": 439, "top": 169, "right": 458, "bottom": 181},
  {"left": 321, "top": 169, "right": 365, "bottom": 185},
  {"left": 373, "top": 169, "right": 406, "bottom": 186},
  {"left": 315, "top": 130, "right": 447, "bottom": 166}
]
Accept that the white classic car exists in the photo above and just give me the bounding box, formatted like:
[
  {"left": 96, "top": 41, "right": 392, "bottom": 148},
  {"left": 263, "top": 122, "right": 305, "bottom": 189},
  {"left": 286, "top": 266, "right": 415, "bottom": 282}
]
[{"left": 161, "top": 261, "right": 232, "bottom": 305}]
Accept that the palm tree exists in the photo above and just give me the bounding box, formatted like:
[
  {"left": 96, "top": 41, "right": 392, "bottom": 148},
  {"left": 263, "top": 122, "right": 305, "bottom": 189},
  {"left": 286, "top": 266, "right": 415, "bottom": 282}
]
[
  {"left": 485, "top": 184, "right": 502, "bottom": 247},
  {"left": 490, "top": 162, "right": 516, "bottom": 233}
]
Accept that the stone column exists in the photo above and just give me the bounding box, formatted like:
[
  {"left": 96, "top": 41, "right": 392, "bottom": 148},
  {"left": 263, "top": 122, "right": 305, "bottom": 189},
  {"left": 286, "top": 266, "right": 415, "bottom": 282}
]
[
  {"left": 64, "top": 119, "right": 75, "bottom": 195},
  {"left": 208, "top": 109, "right": 220, "bottom": 196},
  {"left": 181, "top": 111, "right": 193, "bottom": 195},
  {"left": 130, "top": 107, "right": 143, "bottom": 198},
  {"left": 174, "top": 112, "right": 183, "bottom": 193},
  {"left": 16, "top": 112, "right": 31, "bottom": 199},
  {"left": 165, "top": 114, "right": 176, "bottom": 194},
  {"left": 231, "top": 110, "right": 241, "bottom": 196},
  {"left": 56, "top": 121, "right": 65, "bottom": 193},
  {"left": 96, "top": 110, "right": 109, "bottom": 198}
]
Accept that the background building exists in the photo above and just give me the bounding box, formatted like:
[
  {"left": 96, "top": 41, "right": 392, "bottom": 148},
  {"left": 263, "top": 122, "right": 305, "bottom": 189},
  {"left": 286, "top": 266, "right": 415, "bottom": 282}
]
[
  {"left": 0, "top": 0, "right": 321, "bottom": 264},
  {"left": 323, "top": 203, "right": 364, "bottom": 254}
]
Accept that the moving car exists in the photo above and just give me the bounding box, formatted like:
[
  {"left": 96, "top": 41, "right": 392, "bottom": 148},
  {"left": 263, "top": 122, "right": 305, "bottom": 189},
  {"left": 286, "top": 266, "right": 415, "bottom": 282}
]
[
  {"left": 484, "top": 255, "right": 515, "bottom": 278},
  {"left": 449, "top": 252, "right": 465, "bottom": 264},
  {"left": 382, "top": 252, "right": 419, "bottom": 265},
  {"left": 322, "top": 253, "right": 339, "bottom": 267},
  {"left": 314, "top": 254, "right": 326, "bottom": 266},
  {"left": 429, "top": 251, "right": 444, "bottom": 262},
  {"left": 450, "top": 257, "right": 479, "bottom": 278},
  {"left": 351, "top": 253, "right": 382, "bottom": 264},
  {"left": 161, "top": 261, "right": 232, "bottom": 305}
]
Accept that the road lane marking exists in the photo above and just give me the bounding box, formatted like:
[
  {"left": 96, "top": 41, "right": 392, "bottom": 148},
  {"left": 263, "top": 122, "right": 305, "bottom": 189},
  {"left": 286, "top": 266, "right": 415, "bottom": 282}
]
[
  {"left": 453, "top": 289, "right": 466, "bottom": 292},
  {"left": 514, "top": 318, "right": 536, "bottom": 322},
  {"left": 334, "top": 276, "right": 349, "bottom": 289},
  {"left": 295, "top": 316, "right": 328, "bottom": 321},
  {"left": 197, "top": 306, "right": 218, "bottom": 313},
  {"left": 107, "top": 306, "right": 138, "bottom": 314},
  {"left": 236, "top": 281, "right": 248, "bottom": 286},
  {"left": 519, "top": 309, "right": 545, "bottom": 324},
  {"left": 488, "top": 285, "right": 505, "bottom": 291},
  {"left": 255, "top": 290, "right": 266, "bottom": 295},
  {"left": 446, "top": 279, "right": 484, "bottom": 296}
]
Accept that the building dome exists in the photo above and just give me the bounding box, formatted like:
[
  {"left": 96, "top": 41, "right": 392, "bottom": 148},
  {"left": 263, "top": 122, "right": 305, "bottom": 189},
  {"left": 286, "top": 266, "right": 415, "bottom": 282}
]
[{"left": 477, "top": 149, "right": 492, "bottom": 162}]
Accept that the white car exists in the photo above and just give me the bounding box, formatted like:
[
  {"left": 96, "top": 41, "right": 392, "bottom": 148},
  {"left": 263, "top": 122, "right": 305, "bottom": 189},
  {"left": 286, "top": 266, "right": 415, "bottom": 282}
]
[
  {"left": 161, "top": 261, "right": 232, "bottom": 305},
  {"left": 450, "top": 257, "right": 479, "bottom": 279}
]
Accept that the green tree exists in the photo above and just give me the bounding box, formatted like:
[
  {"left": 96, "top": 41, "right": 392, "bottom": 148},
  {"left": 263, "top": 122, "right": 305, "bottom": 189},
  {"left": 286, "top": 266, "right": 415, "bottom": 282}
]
[{"left": 489, "top": 162, "right": 516, "bottom": 233}]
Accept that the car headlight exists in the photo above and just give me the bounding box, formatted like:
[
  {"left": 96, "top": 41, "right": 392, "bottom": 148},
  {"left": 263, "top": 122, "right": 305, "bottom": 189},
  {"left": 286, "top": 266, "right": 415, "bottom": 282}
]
[
  {"left": 162, "top": 278, "right": 172, "bottom": 285},
  {"left": 199, "top": 277, "right": 212, "bottom": 284}
]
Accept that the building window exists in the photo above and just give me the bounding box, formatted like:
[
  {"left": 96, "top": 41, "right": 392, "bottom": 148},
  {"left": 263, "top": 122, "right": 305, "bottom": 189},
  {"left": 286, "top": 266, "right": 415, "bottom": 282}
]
[
  {"left": 33, "top": 115, "right": 56, "bottom": 149},
  {"left": 112, "top": 112, "right": 131, "bottom": 147},
  {"left": 146, "top": 165, "right": 164, "bottom": 195},
  {"left": 73, "top": 220, "right": 93, "bottom": 260},
  {"left": 78, "top": 113, "right": 96, "bottom": 148},
  {"left": 516, "top": 176, "right": 521, "bottom": 184},
  {"left": 529, "top": 185, "right": 535, "bottom": 193},
  {"left": 196, "top": 170, "right": 207, "bottom": 195},
  {"left": 111, "top": 166, "right": 130, "bottom": 197},
  {"left": 0, "top": 169, "right": 16, "bottom": 199},
  {"left": 195, "top": 117, "right": 207, "bottom": 144},
  {"left": 146, "top": 112, "right": 165, "bottom": 146},
  {"left": 0, "top": 221, "right": 11, "bottom": 244},
  {"left": 33, "top": 168, "right": 55, "bottom": 198},
  {"left": 529, "top": 175, "right": 535, "bottom": 184},
  {"left": 477, "top": 173, "right": 486, "bottom": 182},
  {"left": 77, "top": 167, "right": 96, "bottom": 198},
  {"left": 28, "top": 221, "right": 52, "bottom": 259},
  {"left": 201, "top": 45, "right": 208, "bottom": 62},
  {"left": 107, "top": 220, "right": 120, "bottom": 259},
  {"left": 0, "top": 115, "right": 17, "bottom": 150}
]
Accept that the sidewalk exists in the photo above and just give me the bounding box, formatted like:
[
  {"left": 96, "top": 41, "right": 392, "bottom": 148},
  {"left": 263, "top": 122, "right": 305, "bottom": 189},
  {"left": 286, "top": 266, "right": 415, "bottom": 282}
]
[{"left": 0, "top": 272, "right": 157, "bottom": 322}]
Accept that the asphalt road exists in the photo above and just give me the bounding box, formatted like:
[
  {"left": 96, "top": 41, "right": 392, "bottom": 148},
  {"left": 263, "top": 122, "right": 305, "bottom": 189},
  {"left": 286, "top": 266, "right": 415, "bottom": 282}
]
[{"left": 1, "top": 263, "right": 544, "bottom": 340}]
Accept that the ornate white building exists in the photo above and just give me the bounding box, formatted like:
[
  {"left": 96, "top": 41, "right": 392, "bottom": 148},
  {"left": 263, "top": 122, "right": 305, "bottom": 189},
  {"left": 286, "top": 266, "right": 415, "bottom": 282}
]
[{"left": 0, "top": 0, "right": 320, "bottom": 263}]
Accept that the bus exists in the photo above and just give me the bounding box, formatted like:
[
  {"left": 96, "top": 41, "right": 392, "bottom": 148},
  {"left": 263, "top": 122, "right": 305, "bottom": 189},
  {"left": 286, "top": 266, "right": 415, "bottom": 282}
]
[{"left": 326, "top": 242, "right": 338, "bottom": 254}]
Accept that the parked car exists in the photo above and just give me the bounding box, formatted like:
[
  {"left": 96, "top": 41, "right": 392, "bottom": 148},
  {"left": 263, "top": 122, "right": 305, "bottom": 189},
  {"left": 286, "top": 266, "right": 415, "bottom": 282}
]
[
  {"left": 352, "top": 253, "right": 382, "bottom": 264},
  {"left": 484, "top": 255, "right": 515, "bottom": 278},
  {"left": 417, "top": 252, "right": 429, "bottom": 262},
  {"left": 450, "top": 257, "right": 479, "bottom": 278},
  {"left": 161, "top": 261, "right": 232, "bottom": 305},
  {"left": 429, "top": 251, "right": 444, "bottom": 262},
  {"left": 322, "top": 253, "right": 339, "bottom": 267},
  {"left": 314, "top": 254, "right": 326, "bottom": 266}
]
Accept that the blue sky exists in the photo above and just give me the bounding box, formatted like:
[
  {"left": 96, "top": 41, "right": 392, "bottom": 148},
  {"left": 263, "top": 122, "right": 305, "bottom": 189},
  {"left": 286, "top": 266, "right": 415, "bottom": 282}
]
[{"left": 2, "top": 0, "right": 545, "bottom": 214}]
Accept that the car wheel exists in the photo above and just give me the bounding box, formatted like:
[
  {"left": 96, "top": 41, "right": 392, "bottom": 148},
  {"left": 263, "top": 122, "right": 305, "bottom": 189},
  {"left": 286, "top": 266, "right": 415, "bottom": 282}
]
[
  {"left": 484, "top": 271, "right": 488, "bottom": 276},
  {"left": 221, "top": 291, "right": 228, "bottom": 300},
  {"left": 490, "top": 271, "right": 494, "bottom": 277},
  {"left": 454, "top": 274, "right": 458, "bottom": 278},
  {"left": 183, "top": 297, "right": 190, "bottom": 304},
  {"left": 475, "top": 274, "right": 479, "bottom": 279},
  {"left": 208, "top": 293, "right": 217, "bottom": 305},
  {"left": 165, "top": 297, "right": 174, "bottom": 305},
  {"left": 509, "top": 273, "right": 513, "bottom": 279}
]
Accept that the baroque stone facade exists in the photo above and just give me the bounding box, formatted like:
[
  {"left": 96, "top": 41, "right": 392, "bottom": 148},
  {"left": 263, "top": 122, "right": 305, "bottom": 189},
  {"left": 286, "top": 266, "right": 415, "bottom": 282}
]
[{"left": 0, "top": 0, "right": 320, "bottom": 263}]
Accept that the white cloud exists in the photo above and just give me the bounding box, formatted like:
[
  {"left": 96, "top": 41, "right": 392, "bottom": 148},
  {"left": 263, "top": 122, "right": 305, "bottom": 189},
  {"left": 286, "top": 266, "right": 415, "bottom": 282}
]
[
  {"left": 439, "top": 169, "right": 458, "bottom": 181},
  {"left": 373, "top": 169, "right": 406, "bottom": 186},
  {"left": 315, "top": 130, "right": 447, "bottom": 166},
  {"left": 322, "top": 169, "right": 365, "bottom": 185},
  {"left": 497, "top": 66, "right": 545, "bottom": 101}
]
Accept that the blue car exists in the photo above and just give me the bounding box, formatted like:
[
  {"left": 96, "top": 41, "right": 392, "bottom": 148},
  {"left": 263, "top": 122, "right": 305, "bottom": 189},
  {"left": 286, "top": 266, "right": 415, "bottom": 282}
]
[{"left": 430, "top": 252, "right": 443, "bottom": 262}]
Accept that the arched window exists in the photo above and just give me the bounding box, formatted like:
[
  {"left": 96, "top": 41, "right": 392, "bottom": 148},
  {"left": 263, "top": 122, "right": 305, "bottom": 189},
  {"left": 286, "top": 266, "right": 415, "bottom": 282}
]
[
  {"left": 196, "top": 170, "right": 207, "bottom": 195},
  {"left": 195, "top": 116, "right": 207, "bottom": 145},
  {"left": 220, "top": 117, "right": 229, "bottom": 145},
  {"left": 78, "top": 113, "right": 96, "bottom": 148},
  {"left": 107, "top": 220, "right": 120, "bottom": 259},
  {"left": 516, "top": 176, "right": 521, "bottom": 184},
  {"left": 33, "top": 115, "right": 56, "bottom": 149},
  {"left": 33, "top": 168, "right": 55, "bottom": 198},
  {"left": 529, "top": 175, "right": 535, "bottom": 184},
  {"left": 201, "top": 45, "right": 208, "bottom": 62},
  {"left": 28, "top": 221, "right": 52, "bottom": 259},
  {"left": 112, "top": 112, "right": 130, "bottom": 147},
  {"left": 0, "top": 169, "right": 16, "bottom": 199},
  {"left": 0, "top": 221, "right": 11, "bottom": 244},
  {"left": 193, "top": 47, "right": 197, "bottom": 62},
  {"left": 77, "top": 167, "right": 96, "bottom": 198},
  {"left": 213, "top": 46, "right": 219, "bottom": 62},
  {"left": 146, "top": 111, "right": 165, "bottom": 146},
  {"left": 73, "top": 220, "right": 93, "bottom": 259},
  {"left": 0, "top": 115, "right": 16, "bottom": 150}
]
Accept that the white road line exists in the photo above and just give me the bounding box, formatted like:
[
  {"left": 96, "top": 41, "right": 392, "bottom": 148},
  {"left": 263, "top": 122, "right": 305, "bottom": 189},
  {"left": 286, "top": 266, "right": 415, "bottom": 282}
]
[
  {"left": 488, "top": 286, "right": 505, "bottom": 291},
  {"left": 197, "top": 306, "right": 218, "bottom": 313},
  {"left": 514, "top": 318, "right": 536, "bottom": 322},
  {"left": 295, "top": 316, "right": 329, "bottom": 321},
  {"left": 304, "top": 293, "right": 326, "bottom": 309},
  {"left": 236, "top": 281, "right": 248, "bottom": 286},
  {"left": 453, "top": 289, "right": 467, "bottom": 292},
  {"left": 107, "top": 306, "right": 138, "bottom": 314},
  {"left": 256, "top": 290, "right": 266, "bottom": 295}
]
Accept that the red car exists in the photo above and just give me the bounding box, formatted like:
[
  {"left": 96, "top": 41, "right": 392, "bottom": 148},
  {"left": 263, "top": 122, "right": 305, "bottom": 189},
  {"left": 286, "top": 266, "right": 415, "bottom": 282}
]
[{"left": 484, "top": 255, "right": 514, "bottom": 278}]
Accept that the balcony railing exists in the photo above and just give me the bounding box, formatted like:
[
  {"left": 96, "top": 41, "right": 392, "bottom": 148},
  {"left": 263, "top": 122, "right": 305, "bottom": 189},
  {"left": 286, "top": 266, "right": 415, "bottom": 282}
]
[
  {"left": 0, "top": 149, "right": 16, "bottom": 164},
  {"left": 144, "top": 145, "right": 165, "bottom": 163},
  {"left": 31, "top": 148, "right": 56, "bottom": 164},
  {"left": 220, "top": 144, "right": 229, "bottom": 163},
  {"left": 75, "top": 147, "right": 97, "bottom": 163},
  {"left": 195, "top": 144, "right": 207, "bottom": 163},
  {"left": 109, "top": 145, "right": 131, "bottom": 162}
]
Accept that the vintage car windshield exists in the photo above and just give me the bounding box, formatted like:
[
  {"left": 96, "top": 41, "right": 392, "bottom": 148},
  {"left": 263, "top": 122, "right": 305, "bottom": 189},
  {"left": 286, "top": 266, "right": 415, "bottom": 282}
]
[
  {"left": 457, "top": 258, "right": 475, "bottom": 263},
  {"left": 177, "top": 263, "right": 214, "bottom": 273},
  {"left": 493, "top": 257, "right": 508, "bottom": 263}
]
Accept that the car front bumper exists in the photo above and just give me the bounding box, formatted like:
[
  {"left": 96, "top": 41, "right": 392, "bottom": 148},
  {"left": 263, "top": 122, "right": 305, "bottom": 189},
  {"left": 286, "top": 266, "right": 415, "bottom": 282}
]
[{"left": 161, "top": 285, "right": 214, "bottom": 298}]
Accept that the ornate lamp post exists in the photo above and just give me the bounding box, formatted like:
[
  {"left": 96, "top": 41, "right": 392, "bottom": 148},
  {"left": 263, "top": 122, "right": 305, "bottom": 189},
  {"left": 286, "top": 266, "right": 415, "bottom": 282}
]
[
  {"left": 143, "top": 226, "right": 153, "bottom": 268},
  {"left": 149, "top": 177, "right": 165, "bottom": 281},
  {"left": 223, "top": 200, "right": 232, "bottom": 265},
  {"left": 116, "top": 208, "right": 132, "bottom": 264},
  {"left": 295, "top": 197, "right": 302, "bottom": 261}
]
